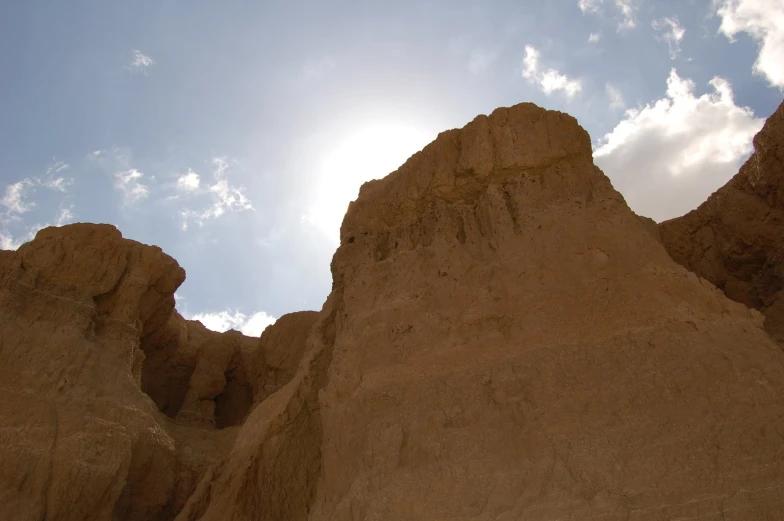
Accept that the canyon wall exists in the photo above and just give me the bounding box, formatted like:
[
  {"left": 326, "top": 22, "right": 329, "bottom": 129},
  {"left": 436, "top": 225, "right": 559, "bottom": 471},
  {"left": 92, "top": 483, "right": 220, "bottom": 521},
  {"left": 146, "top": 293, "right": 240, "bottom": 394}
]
[{"left": 2, "top": 101, "right": 784, "bottom": 520}]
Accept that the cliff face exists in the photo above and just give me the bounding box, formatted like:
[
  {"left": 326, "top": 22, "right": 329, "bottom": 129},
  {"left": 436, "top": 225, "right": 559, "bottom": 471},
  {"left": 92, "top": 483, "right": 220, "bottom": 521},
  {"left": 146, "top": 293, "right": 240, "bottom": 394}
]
[
  {"left": 2, "top": 101, "right": 784, "bottom": 521},
  {"left": 0, "top": 224, "right": 314, "bottom": 521},
  {"left": 306, "top": 103, "right": 784, "bottom": 519},
  {"left": 177, "top": 103, "right": 784, "bottom": 520},
  {"left": 660, "top": 100, "right": 784, "bottom": 347}
]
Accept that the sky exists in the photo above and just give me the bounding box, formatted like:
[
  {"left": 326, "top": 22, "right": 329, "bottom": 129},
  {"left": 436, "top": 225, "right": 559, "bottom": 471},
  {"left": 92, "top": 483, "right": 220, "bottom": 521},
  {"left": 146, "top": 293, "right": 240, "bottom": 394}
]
[{"left": 1, "top": 0, "right": 782, "bottom": 336}]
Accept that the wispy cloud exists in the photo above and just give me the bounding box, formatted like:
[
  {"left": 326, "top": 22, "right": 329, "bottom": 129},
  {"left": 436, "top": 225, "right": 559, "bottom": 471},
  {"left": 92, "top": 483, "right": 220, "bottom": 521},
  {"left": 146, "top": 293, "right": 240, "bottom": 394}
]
[
  {"left": 578, "top": 0, "right": 602, "bottom": 13},
  {"left": 42, "top": 176, "right": 72, "bottom": 191},
  {"left": 1, "top": 180, "right": 36, "bottom": 216},
  {"left": 577, "top": 0, "right": 638, "bottom": 31},
  {"left": 1, "top": 173, "right": 76, "bottom": 250},
  {"left": 522, "top": 45, "right": 582, "bottom": 99},
  {"left": 594, "top": 68, "right": 763, "bottom": 222},
  {"left": 179, "top": 157, "right": 254, "bottom": 230},
  {"left": 714, "top": 0, "right": 784, "bottom": 90},
  {"left": 588, "top": 32, "right": 602, "bottom": 43},
  {"left": 115, "top": 169, "right": 149, "bottom": 204},
  {"left": 606, "top": 82, "right": 625, "bottom": 110},
  {"left": 55, "top": 207, "right": 74, "bottom": 226},
  {"left": 653, "top": 17, "right": 685, "bottom": 59},
  {"left": 614, "top": 0, "right": 637, "bottom": 30},
  {"left": 126, "top": 50, "right": 155, "bottom": 75},
  {"left": 91, "top": 148, "right": 152, "bottom": 205}
]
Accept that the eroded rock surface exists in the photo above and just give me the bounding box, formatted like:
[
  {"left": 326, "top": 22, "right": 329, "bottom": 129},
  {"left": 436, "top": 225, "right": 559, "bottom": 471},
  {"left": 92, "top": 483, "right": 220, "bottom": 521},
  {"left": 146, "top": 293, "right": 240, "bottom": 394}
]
[
  {"left": 177, "top": 103, "right": 784, "bottom": 520},
  {"left": 660, "top": 100, "right": 784, "bottom": 347},
  {"left": 0, "top": 224, "right": 311, "bottom": 521},
  {"left": 0, "top": 224, "right": 187, "bottom": 521},
  {"left": 3, "top": 101, "right": 784, "bottom": 521}
]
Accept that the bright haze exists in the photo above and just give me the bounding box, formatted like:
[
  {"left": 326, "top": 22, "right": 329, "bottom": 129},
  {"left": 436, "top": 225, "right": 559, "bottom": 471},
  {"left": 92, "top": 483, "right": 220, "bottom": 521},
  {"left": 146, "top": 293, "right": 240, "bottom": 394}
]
[{"left": 1, "top": 0, "right": 782, "bottom": 334}]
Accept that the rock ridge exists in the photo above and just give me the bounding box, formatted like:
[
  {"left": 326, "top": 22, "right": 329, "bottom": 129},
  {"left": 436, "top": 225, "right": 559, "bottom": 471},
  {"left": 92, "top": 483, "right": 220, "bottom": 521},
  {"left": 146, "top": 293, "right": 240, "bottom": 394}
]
[{"left": 1, "top": 101, "right": 784, "bottom": 520}]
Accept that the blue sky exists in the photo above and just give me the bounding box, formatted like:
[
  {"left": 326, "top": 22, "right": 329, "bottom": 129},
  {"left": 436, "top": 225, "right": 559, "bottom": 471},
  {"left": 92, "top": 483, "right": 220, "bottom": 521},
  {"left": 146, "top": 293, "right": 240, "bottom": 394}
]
[{"left": 1, "top": 0, "right": 782, "bottom": 335}]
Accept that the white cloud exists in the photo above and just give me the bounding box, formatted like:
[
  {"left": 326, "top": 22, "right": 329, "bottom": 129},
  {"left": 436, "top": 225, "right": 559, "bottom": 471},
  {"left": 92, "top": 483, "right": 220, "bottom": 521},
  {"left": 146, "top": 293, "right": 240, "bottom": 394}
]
[
  {"left": 188, "top": 309, "right": 276, "bottom": 337},
  {"left": 594, "top": 68, "right": 764, "bottom": 222},
  {"left": 714, "top": 0, "right": 784, "bottom": 89},
  {"left": 588, "top": 32, "right": 602, "bottom": 43},
  {"left": 126, "top": 50, "right": 155, "bottom": 74},
  {"left": 0, "top": 162, "right": 78, "bottom": 249},
  {"left": 578, "top": 0, "right": 638, "bottom": 30},
  {"left": 115, "top": 169, "right": 149, "bottom": 204},
  {"left": 614, "top": 0, "right": 637, "bottom": 30},
  {"left": 177, "top": 169, "right": 201, "bottom": 191},
  {"left": 0, "top": 204, "right": 76, "bottom": 251},
  {"left": 606, "top": 82, "right": 625, "bottom": 110},
  {"left": 179, "top": 157, "right": 254, "bottom": 230},
  {"left": 55, "top": 207, "right": 74, "bottom": 226},
  {"left": 45, "top": 161, "right": 68, "bottom": 176},
  {"left": 579, "top": 0, "right": 602, "bottom": 13},
  {"left": 91, "top": 147, "right": 150, "bottom": 205},
  {"left": 39, "top": 161, "right": 74, "bottom": 192},
  {"left": 468, "top": 48, "right": 499, "bottom": 75},
  {"left": 42, "top": 177, "right": 72, "bottom": 191},
  {"left": 653, "top": 16, "right": 686, "bottom": 59},
  {"left": 522, "top": 45, "right": 582, "bottom": 99},
  {"left": 1, "top": 180, "right": 36, "bottom": 215}
]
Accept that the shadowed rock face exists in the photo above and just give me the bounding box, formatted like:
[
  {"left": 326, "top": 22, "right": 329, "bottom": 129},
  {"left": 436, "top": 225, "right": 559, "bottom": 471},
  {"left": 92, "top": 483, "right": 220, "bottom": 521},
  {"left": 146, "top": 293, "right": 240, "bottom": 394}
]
[
  {"left": 660, "top": 100, "right": 784, "bottom": 347},
  {"left": 0, "top": 224, "right": 315, "bottom": 521},
  {"left": 3, "top": 101, "right": 784, "bottom": 521}
]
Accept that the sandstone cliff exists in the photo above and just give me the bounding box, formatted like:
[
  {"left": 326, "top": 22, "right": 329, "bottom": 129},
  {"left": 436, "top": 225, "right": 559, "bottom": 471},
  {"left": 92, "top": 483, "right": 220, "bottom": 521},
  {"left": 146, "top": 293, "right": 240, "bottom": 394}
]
[
  {"left": 0, "top": 224, "right": 313, "bottom": 520},
  {"left": 178, "top": 103, "right": 784, "bottom": 520},
  {"left": 660, "top": 100, "right": 784, "bottom": 347},
  {"left": 2, "top": 101, "right": 784, "bottom": 521}
]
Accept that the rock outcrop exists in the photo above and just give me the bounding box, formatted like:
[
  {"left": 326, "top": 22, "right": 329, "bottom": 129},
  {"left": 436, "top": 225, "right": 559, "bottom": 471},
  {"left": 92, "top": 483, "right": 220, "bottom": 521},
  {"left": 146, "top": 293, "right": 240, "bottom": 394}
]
[
  {"left": 3, "top": 101, "right": 784, "bottom": 521},
  {"left": 660, "top": 100, "right": 784, "bottom": 347},
  {"left": 0, "top": 224, "right": 312, "bottom": 520},
  {"left": 177, "top": 103, "right": 784, "bottom": 520}
]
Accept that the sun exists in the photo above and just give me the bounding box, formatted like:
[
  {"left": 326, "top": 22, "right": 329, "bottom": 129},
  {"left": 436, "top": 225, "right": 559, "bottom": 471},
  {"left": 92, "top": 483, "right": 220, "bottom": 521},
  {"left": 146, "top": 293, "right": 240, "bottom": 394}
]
[{"left": 307, "top": 123, "right": 435, "bottom": 242}]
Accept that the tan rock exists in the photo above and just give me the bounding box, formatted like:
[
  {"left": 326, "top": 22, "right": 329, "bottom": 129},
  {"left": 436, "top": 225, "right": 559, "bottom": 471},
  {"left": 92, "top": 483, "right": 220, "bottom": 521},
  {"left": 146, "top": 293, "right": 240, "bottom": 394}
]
[
  {"left": 4, "top": 101, "right": 784, "bottom": 521},
  {"left": 660, "top": 100, "right": 784, "bottom": 346},
  {"left": 252, "top": 310, "right": 319, "bottom": 401},
  {"left": 0, "top": 224, "right": 184, "bottom": 520},
  {"left": 0, "top": 224, "right": 276, "bottom": 520},
  {"left": 175, "top": 102, "right": 784, "bottom": 520}
]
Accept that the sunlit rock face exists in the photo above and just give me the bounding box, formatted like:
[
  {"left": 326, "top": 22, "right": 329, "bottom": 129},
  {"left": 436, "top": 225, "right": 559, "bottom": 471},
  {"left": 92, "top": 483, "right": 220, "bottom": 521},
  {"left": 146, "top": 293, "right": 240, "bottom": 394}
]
[
  {"left": 181, "top": 103, "right": 784, "bottom": 520},
  {"left": 660, "top": 100, "right": 784, "bottom": 348},
  {"left": 3, "top": 102, "right": 784, "bottom": 521}
]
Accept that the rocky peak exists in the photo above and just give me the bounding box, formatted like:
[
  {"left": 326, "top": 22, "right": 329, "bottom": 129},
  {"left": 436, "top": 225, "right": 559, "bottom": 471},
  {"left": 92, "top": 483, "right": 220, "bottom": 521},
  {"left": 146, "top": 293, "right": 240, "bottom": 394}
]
[{"left": 340, "top": 103, "right": 595, "bottom": 243}]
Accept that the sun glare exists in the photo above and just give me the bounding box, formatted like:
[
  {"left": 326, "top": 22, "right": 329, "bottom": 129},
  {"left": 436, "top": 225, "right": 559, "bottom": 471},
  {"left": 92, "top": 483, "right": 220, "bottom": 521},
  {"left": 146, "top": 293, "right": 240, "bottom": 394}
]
[{"left": 307, "top": 124, "right": 435, "bottom": 242}]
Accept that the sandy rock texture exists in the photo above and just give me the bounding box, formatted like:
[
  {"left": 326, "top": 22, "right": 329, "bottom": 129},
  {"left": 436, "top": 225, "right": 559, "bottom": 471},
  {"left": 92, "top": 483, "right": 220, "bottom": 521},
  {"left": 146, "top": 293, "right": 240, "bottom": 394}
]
[
  {"left": 660, "top": 100, "right": 784, "bottom": 346},
  {"left": 3, "top": 101, "right": 784, "bottom": 521},
  {"left": 0, "top": 224, "right": 311, "bottom": 520},
  {"left": 179, "top": 103, "right": 784, "bottom": 520}
]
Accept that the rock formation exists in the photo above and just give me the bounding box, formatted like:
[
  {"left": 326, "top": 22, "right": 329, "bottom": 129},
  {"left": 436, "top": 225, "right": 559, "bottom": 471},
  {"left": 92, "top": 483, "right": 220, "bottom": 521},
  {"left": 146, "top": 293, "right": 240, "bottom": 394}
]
[
  {"left": 0, "top": 224, "right": 311, "bottom": 520},
  {"left": 179, "top": 103, "right": 784, "bottom": 520},
  {"left": 660, "top": 100, "right": 784, "bottom": 347},
  {"left": 2, "top": 101, "right": 784, "bottom": 520}
]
